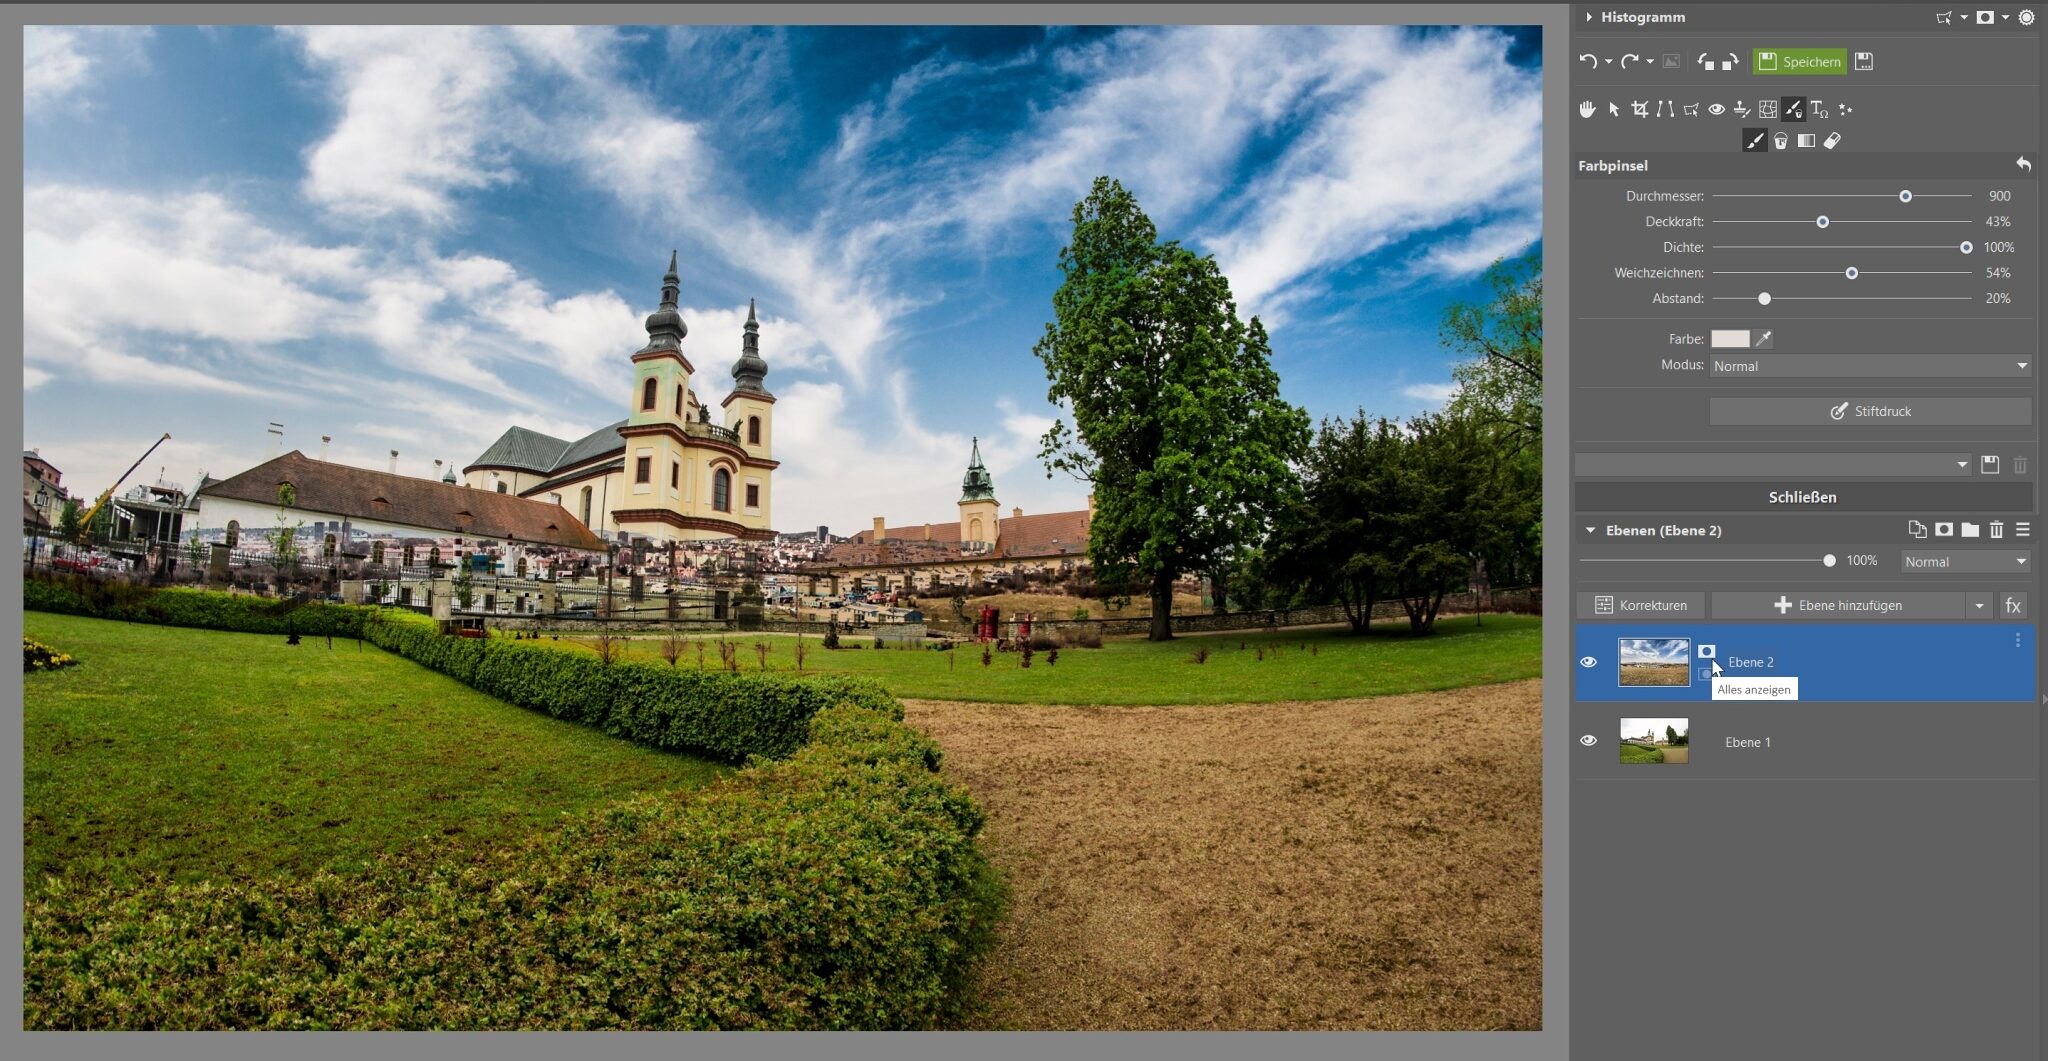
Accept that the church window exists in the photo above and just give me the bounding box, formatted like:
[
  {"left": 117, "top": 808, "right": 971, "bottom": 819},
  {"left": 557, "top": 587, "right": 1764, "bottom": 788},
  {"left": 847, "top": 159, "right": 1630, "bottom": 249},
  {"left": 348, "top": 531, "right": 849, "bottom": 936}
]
[
  {"left": 641, "top": 377, "right": 657, "bottom": 410},
  {"left": 671, "top": 461, "right": 680, "bottom": 489},
  {"left": 747, "top": 416, "right": 761, "bottom": 445},
  {"left": 970, "top": 517, "right": 982, "bottom": 541},
  {"left": 676, "top": 383, "right": 685, "bottom": 415},
  {"left": 745, "top": 483, "right": 759, "bottom": 508},
  {"left": 496, "top": 482, "right": 507, "bottom": 493},
  {"left": 225, "top": 520, "right": 240, "bottom": 549},
  {"left": 635, "top": 457, "right": 652, "bottom": 484},
  {"left": 713, "top": 469, "right": 731, "bottom": 511},
  {"left": 579, "top": 487, "right": 593, "bottom": 526}
]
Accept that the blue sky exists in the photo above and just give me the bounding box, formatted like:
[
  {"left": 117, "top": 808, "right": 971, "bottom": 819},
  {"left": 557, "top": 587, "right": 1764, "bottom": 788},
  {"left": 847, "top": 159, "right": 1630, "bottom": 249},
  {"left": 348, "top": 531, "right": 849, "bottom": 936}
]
[
  {"left": 23, "top": 24, "right": 1541, "bottom": 534},
  {"left": 1619, "top": 639, "right": 1692, "bottom": 666}
]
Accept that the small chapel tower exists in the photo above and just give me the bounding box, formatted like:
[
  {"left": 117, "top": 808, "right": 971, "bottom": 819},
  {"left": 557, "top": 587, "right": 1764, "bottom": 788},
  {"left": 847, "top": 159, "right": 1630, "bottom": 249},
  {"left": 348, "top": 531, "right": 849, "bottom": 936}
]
[{"left": 957, "top": 437, "right": 999, "bottom": 551}]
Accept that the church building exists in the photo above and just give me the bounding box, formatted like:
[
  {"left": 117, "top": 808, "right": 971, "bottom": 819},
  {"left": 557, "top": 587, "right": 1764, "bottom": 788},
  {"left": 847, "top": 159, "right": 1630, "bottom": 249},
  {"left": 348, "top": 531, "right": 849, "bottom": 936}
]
[{"left": 464, "top": 254, "right": 779, "bottom": 544}]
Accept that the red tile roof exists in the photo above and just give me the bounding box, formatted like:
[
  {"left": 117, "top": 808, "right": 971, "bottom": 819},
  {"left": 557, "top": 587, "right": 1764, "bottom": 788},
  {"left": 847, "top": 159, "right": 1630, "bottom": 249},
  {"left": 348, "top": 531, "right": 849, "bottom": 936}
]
[
  {"left": 825, "top": 509, "right": 1091, "bottom": 568},
  {"left": 198, "top": 451, "right": 606, "bottom": 551}
]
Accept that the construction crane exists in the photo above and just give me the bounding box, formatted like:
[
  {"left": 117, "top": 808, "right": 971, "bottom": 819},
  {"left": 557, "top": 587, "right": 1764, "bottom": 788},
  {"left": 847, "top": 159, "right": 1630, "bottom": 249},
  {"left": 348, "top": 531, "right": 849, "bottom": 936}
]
[{"left": 75, "top": 433, "right": 172, "bottom": 542}]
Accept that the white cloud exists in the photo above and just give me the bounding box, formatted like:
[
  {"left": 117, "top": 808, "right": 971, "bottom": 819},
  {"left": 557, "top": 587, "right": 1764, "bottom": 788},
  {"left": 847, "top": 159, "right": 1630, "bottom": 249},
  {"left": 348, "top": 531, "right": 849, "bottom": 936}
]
[
  {"left": 24, "top": 26, "right": 149, "bottom": 110},
  {"left": 24, "top": 366, "right": 53, "bottom": 390},
  {"left": 23, "top": 187, "right": 348, "bottom": 353},
  {"left": 1402, "top": 381, "right": 1461, "bottom": 406},
  {"left": 21, "top": 182, "right": 647, "bottom": 425},
  {"left": 287, "top": 26, "right": 520, "bottom": 221},
  {"left": 764, "top": 379, "right": 1085, "bottom": 535},
  {"left": 1411, "top": 217, "right": 1541, "bottom": 279},
  {"left": 1205, "top": 28, "right": 1541, "bottom": 316},
  {"left": 856, "top": 26, "right": 1538, "bottom": 323},
  {"left": 284, "top": 24, "right": 905, "bottom": 390},
  {"left": 683, "top": 304, "right": 830, "bottom": 376}
]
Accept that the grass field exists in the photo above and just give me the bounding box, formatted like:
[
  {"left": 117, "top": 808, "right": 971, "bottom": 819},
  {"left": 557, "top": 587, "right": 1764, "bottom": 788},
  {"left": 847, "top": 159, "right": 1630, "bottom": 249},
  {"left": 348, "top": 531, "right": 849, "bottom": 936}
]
[
  {"left": 1619, "top": 742, "right": 1666, "bottom": 764},
  {"left": 544, "top": 613, "right": 1540, "bottom": 705},
  {"left": 24, "top": 614, "right": 726, "bottom": 893}
]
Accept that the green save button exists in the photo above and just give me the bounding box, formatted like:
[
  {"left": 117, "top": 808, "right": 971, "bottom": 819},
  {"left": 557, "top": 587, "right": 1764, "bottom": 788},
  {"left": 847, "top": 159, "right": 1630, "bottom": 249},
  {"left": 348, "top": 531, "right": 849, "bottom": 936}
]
[{"left": 1753, "top": 48, "right": 1849, "bottom": 75}]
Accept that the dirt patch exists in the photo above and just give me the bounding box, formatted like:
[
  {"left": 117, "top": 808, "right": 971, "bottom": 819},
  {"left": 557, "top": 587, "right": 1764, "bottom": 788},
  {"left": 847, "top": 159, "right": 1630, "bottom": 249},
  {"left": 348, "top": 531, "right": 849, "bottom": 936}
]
[
  {"left": 1660, "top": 746, "right": 1690, "bottom": 764},
  {"left": 906, "top": 679, "right": 1542, "bottom": 1030}
]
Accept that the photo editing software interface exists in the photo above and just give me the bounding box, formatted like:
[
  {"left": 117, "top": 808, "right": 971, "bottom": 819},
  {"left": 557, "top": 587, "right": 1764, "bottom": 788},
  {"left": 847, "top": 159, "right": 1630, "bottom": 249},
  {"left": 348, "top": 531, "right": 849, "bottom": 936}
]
[{"left": 1570, "top": 5, "right": 2042, "bottom": 1059}]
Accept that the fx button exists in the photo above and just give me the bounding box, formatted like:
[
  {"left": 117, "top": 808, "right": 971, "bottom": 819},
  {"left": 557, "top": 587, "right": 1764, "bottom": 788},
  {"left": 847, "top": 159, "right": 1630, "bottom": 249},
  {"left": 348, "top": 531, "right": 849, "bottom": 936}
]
[{"left": 1999, "top": 592, "right": 2028, "bottom": 619}]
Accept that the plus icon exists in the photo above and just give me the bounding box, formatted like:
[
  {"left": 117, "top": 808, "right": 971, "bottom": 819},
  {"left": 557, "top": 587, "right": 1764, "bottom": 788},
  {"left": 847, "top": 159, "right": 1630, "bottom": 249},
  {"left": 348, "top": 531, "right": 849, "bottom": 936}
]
[{"left": 1773, "top": 595, "right": 1795, "bottom": 615}]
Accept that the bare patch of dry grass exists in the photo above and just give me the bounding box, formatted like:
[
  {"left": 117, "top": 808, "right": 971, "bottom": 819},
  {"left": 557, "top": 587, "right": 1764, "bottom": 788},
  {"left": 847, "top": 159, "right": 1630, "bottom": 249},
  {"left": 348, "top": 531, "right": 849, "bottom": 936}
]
[{"left": 906, "top": 679, "right": 1541, "bottom": 1030}]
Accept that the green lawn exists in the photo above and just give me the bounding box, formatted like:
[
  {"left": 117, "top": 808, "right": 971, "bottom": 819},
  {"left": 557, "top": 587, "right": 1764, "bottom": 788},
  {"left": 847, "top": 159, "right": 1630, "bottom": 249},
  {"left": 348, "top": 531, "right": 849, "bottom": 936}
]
[
  {"left": 1619, "top": 743, "right": 1666, "bottom": 764},
  {"left": 540, "top": 613, "right": 1540, "bottom": 705},
  {"left": 24, "top": 614, "right": 727, "bottom": 893}
]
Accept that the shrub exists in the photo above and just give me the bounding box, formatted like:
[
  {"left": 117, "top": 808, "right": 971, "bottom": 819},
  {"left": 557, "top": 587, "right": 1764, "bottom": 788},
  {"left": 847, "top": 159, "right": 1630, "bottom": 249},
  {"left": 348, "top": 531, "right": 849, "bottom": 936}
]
[
  {"left": 24, "top": 637, "right": 77, "bottom": 672},
  {"left": 1190, "top": 647, "right": 1210, "bottom": 664},
  {"left": 1027, "top": 635, "right": 1057, "bottom": 652},
  {"left": 23, "top": 703, "right": 1005, "bottom": 1031},
  {"left": 1064, "top": 632, "right": 1103, "bottom": 650}
]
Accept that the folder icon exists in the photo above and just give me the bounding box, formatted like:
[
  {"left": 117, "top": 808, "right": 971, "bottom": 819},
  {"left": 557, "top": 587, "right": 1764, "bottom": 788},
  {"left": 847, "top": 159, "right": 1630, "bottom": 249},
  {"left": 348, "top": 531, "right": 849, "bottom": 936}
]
[{"left": 1962, "top": 522, "right": 1981, "bottom": 538}]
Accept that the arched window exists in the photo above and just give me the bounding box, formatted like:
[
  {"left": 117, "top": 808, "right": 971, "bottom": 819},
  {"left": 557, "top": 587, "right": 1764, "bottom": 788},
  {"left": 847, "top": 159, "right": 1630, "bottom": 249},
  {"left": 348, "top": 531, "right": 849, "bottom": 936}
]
[
  {"left": 676, "top": 383, "right": 685, "bottom": 415},
  {"left": 372, "top": 541, "right": 385, "bottom": 565},
  {"left": 225, "top": 520, "right": 240, "bottom": 549},
  {"left": 747, "top": 416, "right": 761, "bottom": 445},
  {"left": 323, "top": 533, "right": 337, "bottom": 558},
  {"left": 641, "top": 377, "right": 658, "bottom": 411},
  {"left": 496, "top": 482, "right": 507, "bottom": 493},
  {"left": 969, "top": 517, "right": 982, "bottom": 541},
  {"left": 713, "top": 468, "right": 731, "bottom": 511},
  {"left": 580, "top": 486, "right": 593, "bottom": 526},
  {"left": 403, "top": 543, "right": 415, "bottom": 566}
]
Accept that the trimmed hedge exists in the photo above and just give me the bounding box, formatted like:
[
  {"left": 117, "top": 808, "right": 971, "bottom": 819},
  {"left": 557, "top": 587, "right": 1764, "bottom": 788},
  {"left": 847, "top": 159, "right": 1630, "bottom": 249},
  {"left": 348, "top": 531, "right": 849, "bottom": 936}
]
[
  {"left": 363, "top": 610, "right": 898, "bottom": 761},
  {"left": 25, "top": 576, "right": 364, "bottom": 638},
  {"left": 25, "top": 578, "right": 896, "bottom": 763},
  {"left": 25, "top": 703, "right": 1006, "bottom": 1030}
]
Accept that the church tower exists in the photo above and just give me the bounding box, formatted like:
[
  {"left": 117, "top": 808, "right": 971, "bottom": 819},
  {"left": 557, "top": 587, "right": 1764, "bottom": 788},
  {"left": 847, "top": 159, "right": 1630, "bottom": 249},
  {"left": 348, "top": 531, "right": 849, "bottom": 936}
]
[
  {"left": 722, "top": 298, "right": 776, "bottom": 526},
  {"left": 957, "top": 437, "right": 999, "bottom": 551},
  {"left": 629, "top": 251, "right": 692, "bottom": 429}
]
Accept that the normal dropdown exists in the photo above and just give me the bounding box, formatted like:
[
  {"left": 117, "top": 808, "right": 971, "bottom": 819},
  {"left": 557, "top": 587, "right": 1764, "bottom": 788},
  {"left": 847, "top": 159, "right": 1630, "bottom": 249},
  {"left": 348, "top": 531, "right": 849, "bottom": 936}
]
[{"left": 1900, "top": 550, "right": 2035, "bottom": 574}]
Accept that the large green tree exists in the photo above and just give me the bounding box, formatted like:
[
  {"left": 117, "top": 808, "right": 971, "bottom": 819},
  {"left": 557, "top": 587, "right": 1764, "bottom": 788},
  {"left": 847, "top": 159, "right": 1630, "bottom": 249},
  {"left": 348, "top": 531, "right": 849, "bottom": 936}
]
[
  {"left": 1270, "top": 413, "right": 1402, "bottom": 633},
  {"left": 1445, "top": 250, "right": 1543, "bottom": 452},
  {"left": 1439, "top": 250, "right": 1543, "bottom": 595},
  {"left": 1034, "top": 177, "right": 1310, "bottom": 641}
]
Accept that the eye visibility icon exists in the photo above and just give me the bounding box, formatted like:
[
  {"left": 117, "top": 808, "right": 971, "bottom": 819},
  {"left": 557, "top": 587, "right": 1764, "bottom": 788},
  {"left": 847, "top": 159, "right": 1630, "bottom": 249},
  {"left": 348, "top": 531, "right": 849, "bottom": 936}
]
[{"left": 1579, "top": 656, "right": 1599, "bottom": 668}]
